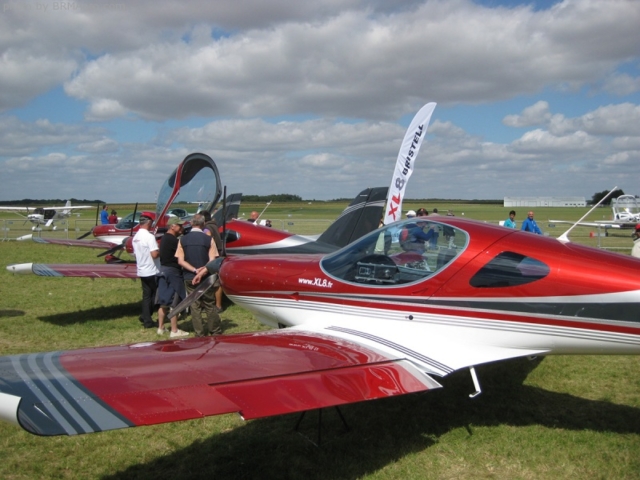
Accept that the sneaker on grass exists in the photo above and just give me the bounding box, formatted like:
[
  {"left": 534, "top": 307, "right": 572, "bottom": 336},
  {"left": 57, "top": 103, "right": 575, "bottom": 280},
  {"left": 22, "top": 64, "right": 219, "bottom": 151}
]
[{"left": 170, "top": 329, "right": 189, "bottom": 338}]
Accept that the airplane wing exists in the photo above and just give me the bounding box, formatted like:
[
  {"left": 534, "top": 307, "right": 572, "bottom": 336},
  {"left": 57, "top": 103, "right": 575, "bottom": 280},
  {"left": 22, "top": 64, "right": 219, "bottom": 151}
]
[
  {"left": 0, "top": 206, "right": 91, "bottom": 211},
  {"left": 6, "top": 263, "right": 138, "bottom": 278},
  {"left": 0, "top": 318, "right": 549, "bottom": 436},
  {"left": 549, "top": 219, "right": 621, "bottom": 229},
  {"left": 27, "top": 236, "right": 119, "bottom": 249},
  {"left": 0, "top": 329, "right": 444, "bottom": 436},
  {"left": 0, "top": 206, "right": 29, "bottom": 211},
  {"left": 40, "top": 206, "right": 93, "bottom": 211}
]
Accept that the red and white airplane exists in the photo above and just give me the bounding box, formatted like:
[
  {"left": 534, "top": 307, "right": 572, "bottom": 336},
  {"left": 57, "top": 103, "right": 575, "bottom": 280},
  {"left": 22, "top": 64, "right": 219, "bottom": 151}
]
[{"left": 1, "top": 212, "right": 639, "bottom": 436}]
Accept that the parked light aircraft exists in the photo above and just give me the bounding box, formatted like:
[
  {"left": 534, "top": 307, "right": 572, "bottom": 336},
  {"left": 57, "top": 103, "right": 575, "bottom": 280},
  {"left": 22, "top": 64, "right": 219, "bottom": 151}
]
[
  {"left": 550, "top": 194, "right": 640, "bottom": 233},
  {"left": 0, "top": 200, "right": 91, "bottom": 230},
  {"left": 1, "top": 211, "right": 640, "bottom": 436}
]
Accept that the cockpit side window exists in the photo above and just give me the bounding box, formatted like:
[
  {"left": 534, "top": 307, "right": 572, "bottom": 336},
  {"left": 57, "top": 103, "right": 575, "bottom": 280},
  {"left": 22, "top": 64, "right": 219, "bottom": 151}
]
[
  {"left": 470, "top": 251, "right": 549, "bottom": 288},
  {"left": 321, "top": 219, "right": 469, "bottom": 286},
  {"left": 115, "top": 212, "right": 141, "bottom": 230}
]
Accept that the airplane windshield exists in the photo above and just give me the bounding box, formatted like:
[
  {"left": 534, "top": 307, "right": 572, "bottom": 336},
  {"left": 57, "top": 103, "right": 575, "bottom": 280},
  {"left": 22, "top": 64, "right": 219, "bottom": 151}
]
[
  {"left": 612, "top": 195, "right": 640, "bottom": 221},
  {"left": 321, "top": 218, "right": 469, "bottom": 286},
  {"left": 156, "top": 153, "right": 222, "bottom": 222}
]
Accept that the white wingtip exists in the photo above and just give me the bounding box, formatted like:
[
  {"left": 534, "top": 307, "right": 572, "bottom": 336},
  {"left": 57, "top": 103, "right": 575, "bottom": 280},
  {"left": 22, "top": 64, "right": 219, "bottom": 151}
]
[
  {"left": 0, "top": 392, "right": 21, "bottom": 426},
  {"left": 6, "top": 263, "right": 34, "bottom": 274},
  {"left": 16, "top": 234, "right": 33, "bottom": 241}
]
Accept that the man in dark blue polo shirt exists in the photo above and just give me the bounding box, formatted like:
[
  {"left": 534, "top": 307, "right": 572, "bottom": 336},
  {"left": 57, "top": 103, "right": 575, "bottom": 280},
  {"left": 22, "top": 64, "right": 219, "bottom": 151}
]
[{"left": 175, "top": 214, "right": 221, "bottom": 336}]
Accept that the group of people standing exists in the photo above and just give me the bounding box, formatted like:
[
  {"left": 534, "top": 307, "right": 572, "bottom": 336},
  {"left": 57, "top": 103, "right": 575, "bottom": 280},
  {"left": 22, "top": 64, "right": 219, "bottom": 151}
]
[
  {"left": 101, "top": 205, "right": 119, "bottom": 224},
  {"left": 132, "top": 212, "right": 224, "bottom": 338},
  {"left": 504, "top": 210, "right": 542, "bottom": 234}
]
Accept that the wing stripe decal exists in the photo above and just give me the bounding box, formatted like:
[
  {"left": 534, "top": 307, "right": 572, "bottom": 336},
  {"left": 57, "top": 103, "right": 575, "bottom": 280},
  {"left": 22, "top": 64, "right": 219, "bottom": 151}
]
[
  {"left": 8, "top": 353, "right": 132, "bottom": 435},
  {"left": 326, "top": 326, "right": 454, "bottom": 375},
  {"left": 31, "top": 264, "right": 64, "bottom": 277},
  {"left": 231, "top": 294, "right": 640, "bottom": 346},
  {"left": 303, "top": 292, "right": 640, "bottom": 324},
  {"left": 12, "top": 354, "right": 78, "bottom": 435},
  {"left": 30, "top": 353, "right": 95, "bottom": 435}
]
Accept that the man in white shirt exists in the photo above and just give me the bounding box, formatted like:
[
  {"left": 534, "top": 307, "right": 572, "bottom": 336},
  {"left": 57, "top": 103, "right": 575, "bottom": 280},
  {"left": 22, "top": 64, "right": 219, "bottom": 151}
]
[
  {"left": 632, "top": 227, "right": 640, "bottom": 259},
  {"left": 132, "top": 214, "right": 161, "bottom": 328}
]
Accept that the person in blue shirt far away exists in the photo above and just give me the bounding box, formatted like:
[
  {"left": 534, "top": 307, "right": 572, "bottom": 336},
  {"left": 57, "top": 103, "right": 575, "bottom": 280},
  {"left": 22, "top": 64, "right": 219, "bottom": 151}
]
[
  {"left": 504, "top": 210, "right": 517, "bottom": 228},
  {"left": 100, "top": 205, "right": 109, "bottom": 225},
  {"left": 521, "top": 211, "right": 542, "bottom": 234}
]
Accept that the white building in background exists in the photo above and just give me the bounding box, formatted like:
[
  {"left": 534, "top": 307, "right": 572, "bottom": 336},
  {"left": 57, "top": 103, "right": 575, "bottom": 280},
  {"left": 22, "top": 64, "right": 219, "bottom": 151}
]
[{"left": 504, "top": 197, "right": 586, "bottom": 207}]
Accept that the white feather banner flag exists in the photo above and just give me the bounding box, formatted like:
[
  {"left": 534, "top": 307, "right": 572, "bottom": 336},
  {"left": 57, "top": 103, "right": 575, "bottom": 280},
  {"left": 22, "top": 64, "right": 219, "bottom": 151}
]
[{"left": 383, "top": 102, "right": 436, "bottom": 225}]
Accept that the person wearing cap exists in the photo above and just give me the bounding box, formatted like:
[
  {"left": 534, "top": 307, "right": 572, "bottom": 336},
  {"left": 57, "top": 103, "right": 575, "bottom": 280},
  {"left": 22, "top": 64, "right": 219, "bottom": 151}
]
[
  {"left": 132, "top": 214, "right": 160, "bottom": 329},
  {"left": 406, "top": 210, "right": 416, "bottom": 219},
  {"left": 156, "top": 217, "right": 189, "bottom": 338},
  {"left": 176, "top": 213, "right": 221, "bottom": 336}
]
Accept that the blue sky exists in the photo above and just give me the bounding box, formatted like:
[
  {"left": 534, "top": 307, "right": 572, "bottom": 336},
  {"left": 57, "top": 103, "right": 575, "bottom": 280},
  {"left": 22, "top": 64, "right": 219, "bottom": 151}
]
[{"left": 1, "top": 0, "right": 639, "bottom": 202}]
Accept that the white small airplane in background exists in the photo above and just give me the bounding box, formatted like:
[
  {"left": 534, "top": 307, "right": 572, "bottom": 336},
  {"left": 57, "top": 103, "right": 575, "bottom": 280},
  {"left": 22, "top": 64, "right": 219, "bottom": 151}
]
[
  {"left": 610, "top": 195, "right": 640, "bottom": 224},
  {"left": 0, "top": 200, "right": 92, "bottom": 230},
  {"left": 550, "top": 194, "right": 640, "bottom": 233}
]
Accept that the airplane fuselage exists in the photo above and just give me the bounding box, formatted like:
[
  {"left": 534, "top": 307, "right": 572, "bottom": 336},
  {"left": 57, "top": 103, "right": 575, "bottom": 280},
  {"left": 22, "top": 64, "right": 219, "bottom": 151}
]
[{"left": 220, "top": 217, "right": 640, "bottom": 373}]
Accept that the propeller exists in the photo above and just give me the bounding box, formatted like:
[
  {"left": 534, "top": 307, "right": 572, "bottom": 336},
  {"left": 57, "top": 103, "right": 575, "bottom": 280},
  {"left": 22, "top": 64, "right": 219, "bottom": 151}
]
[
  {"left": 97, "top": 240, "right": 126, "bottom": 258},
  {"left": 77, "top": 203, "right": 100, "bottom": 240},
  {"left": 130, "top": 203, "right": 138, "bottom": 237}
]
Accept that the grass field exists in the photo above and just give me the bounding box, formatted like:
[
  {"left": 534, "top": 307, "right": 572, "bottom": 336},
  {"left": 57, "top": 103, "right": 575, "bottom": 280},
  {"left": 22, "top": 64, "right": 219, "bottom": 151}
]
[{"left": 1, "top": 202, "right": 639, "bottom": 479}]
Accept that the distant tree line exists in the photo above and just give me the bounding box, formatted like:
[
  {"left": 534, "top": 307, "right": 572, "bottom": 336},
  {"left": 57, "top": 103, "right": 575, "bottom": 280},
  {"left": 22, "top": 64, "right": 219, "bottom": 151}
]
[
  {"left": 242, "top": 194, "right": 303, "bottom": 203},
  {"left": 590, "top": 189, "right": 626, "bottom": 206},
  {"left": 241, "top": 194, "right": 505, "bottom": 203}
]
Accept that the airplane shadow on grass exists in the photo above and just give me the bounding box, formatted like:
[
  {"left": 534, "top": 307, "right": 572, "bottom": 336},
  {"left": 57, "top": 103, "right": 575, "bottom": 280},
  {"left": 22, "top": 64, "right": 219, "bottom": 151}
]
[
  {"left": 38, "top": 305, "right": 238, "bottom": 331},
  {"left": 0, "top": 310, "right": 25, "bottom": 318},
  {"left": 37, "top": 302, "right": 140, "bottom": 326},
  {"left": 103, "top": 357, "right": 640, "bottom": 480}
]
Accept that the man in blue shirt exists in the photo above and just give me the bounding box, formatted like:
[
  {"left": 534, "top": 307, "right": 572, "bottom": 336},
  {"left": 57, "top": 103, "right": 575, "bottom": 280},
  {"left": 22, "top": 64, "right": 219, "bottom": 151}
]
[
  {"left": 100, "top": 205, "right": 109, "bottom": 224},
  {"left": 400, "top": 219, "right": 436, "bottom": 253},
  {"left": 521, "top": 211, "right": 542, "bottom": 234}
]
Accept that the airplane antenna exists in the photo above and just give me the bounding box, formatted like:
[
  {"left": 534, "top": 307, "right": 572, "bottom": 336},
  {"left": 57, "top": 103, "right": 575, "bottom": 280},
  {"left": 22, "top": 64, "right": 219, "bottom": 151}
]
[
  {"left": 557, "top": 186, "right": 618, "bottom": 243},
  {"left": 256, "top": 201, "right": 272, "bottom": 222}
]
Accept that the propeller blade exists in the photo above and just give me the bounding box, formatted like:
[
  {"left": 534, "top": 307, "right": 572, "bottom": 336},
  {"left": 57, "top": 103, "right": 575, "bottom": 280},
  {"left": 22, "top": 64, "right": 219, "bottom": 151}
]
[
  {"left": 77, "top": 227, "right": 94, "bottom": 240},
  {"left": 97, "top": 241, "right": 125, "bottom": 258},
  {"left": 130, "top": 202, "right": 138, "bottom": 237}
]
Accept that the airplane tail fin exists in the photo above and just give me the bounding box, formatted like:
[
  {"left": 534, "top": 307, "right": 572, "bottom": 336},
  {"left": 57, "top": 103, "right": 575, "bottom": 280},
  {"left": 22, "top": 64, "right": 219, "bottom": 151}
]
[
  {"left": 213, "top": 193, "right": 242, "bottom": 224},
  {"left": 316, "top": 187, "right": 388, "bottom": 248},
  {"left": 61, "top": 200, "right": 72, "bottom": 215}
]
